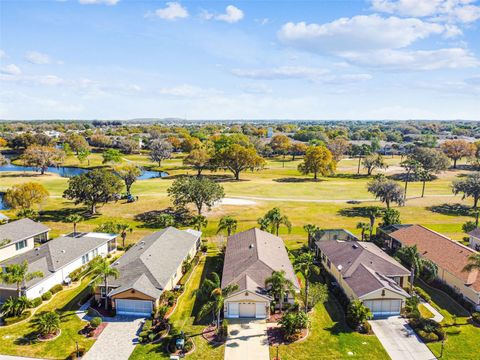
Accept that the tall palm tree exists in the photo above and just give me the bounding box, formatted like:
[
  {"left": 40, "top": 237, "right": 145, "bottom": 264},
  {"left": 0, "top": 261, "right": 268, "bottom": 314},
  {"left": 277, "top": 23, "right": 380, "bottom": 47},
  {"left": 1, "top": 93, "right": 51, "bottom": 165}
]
[
  {"left": 265, "top": 270, "right": 295, "bottom": 314},
  {"left": 356, "top": 222, "right": 371, "bottom": 241},
  {"left": 303, "top": 224, "right": 320, "bottom": 249},
  {"left": 364, "top": 206, "right": 382, "bottom": 240},
  {"left": 395, "top": 245, "right": 438, "bottom": 293},
  {"left": 216, "top": 216, "right": 237, "bottom": 237},
  {"left": 199, "top": 283, "right": 239, "bottom": 331},
  {"left": 258, "top": 207, "right": 292, "bottom": 236},
  {"left": 65, "top": 214, "right": 84, "bottom": 235},
  {"left": 92, "top": 258, "right": 120, "bottom": 310},
  {"left": 191, "top": 215, "right": 208, "bottom": 231},
  {"left": 0, "top": 260, "right": 43, "bottom": 297},
  {"left": 463, "top": 253, "right": 480, "bottom": 273},
  {"left": 116, "top": 222, "right": 133, "bottom": 248},
  {"left": 294, "top": 252, "right": 317, "bottom": 312}
]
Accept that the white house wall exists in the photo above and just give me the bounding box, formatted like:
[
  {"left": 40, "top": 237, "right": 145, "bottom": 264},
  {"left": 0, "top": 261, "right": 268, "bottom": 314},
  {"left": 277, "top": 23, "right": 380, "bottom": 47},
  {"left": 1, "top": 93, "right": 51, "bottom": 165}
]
[{"left": 0, "top": 237, "right": 35, "bottom": 262}]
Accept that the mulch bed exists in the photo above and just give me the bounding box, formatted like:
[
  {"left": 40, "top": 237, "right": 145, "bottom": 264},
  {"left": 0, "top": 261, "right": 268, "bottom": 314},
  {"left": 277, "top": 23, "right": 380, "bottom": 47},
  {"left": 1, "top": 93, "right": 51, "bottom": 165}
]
[
  {"left": 79, "top": 322, "right": 108, "bottom": 339},
  {"left": 202, "top": 325, "right": 225, "bottom": 345},
  {"left": 267, "top": 326, "right": 308, "bottom": 346},
  {"left": 168, "top": 338, "right": 196, "bottom": 357},
  {"left": 267, "top": 312, "right": 284, "bottom": 323},
  {"left": 38, "top": 329, "right": 61, "bottom": 342}
]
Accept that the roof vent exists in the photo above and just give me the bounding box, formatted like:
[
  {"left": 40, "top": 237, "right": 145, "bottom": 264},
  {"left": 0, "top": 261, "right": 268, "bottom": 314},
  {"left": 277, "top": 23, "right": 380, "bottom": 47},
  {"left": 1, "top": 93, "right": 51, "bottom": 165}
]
[
  {"left": 61, "top": 250, "right": 66, "bottom": 253},
  {"left": 352, "top": 244, "right": 358, "bottom": 249},
  {"left": 249, "top": 244, "right": 255, "bottom": 249}
]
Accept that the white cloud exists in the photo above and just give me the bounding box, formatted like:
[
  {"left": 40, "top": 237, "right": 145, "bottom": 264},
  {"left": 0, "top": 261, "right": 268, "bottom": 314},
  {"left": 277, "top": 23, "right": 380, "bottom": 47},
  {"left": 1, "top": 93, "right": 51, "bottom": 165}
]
[
  {"left": 25, "top": 51, "right": 52, "bottom": 65},
  {"left": 79, "top": 0, "right": 119, "bottom": 5},
  {"left": 158, "top": 84, "right": 222, "bottom": 97},
  {"left": 0, "top": 50, "right": 6, "bottom": 59},
  {"left": 242, "top": 83, "right": 273, "bottom": 94},
  {"left": 215, "top": 5, "right": 244, "bottom": 23},
  {"left": 151, "top": 2, "right": 188, "bottom": 20},
  {"left": 232, "top": 66, "right": 330, "bottom": 80},
  {"left": 278, "top": 15, "right": 446, "bottom": 53},
  {"left": 1, "top": 64, "right": 22, "bottom": 75}
]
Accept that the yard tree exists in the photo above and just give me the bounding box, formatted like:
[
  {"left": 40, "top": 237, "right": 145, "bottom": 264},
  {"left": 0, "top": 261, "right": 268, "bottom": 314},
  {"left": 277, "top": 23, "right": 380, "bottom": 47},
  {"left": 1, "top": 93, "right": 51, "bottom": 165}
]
[
  {"left": 183, "top": 147, "right": 212, "bottom": 176},
  {"left": 214, "top": 143, "right": 265, "bottom": 180},
  {"left": 400, "top": 158, "right": 420, "bottom": 201},
  {"left": 327, "top": 137, "right": 350, "bottom": 162},
  {"left": 269, "top": 134, "right": 291, "bottom": 167},
  {"left": 362, "top": 153, "right": 388, "bottom": 175},
  {"left": 290, "top": 142, "right": 307, "bottom": 160},
  {"left": 258, "top": 207, "right": 292, "bottom": 236},
  {"left": 351, "top": 144, "right": 372, "bottom": 174},
  {"left": 201, "top": 283, "right": 239, "bottom": 332},
  {"left": 367, "top": 176, "right": 404, "bottom": 209},
  {"left": 77, "top": 148, "right": 91, "bottom": 165},
  {"left": 346, "top": 300, "right": 373, "bottom": 328},
  {"left": 63, "top": 169, "right": 123, "bottom": 214},
  {"left": 452, "top": 172, "right": 480, "bottom": 210},
  {"left": 90, "top": 133, "right": 112, "bottom": 149},
  {"left": 297, "top": 145, "right": 335, "bottom": 180},
  {"left": 294, "top": 251, "right": 318, "bottom": 312},
  {"left": 302, "top": 282, "right": 328, "bottom": 310},
  {"left": 64, "top": 133, "right": 89, "bottom": 155},
  {"left": 167, "top": 176, "right": 224, "bottom": 215},
  {"left": 441, "top": 139, "right": 476, "bottom": 169},
  {"left": 92, "top": 258, "right": 119, "bottom": 310},
  {"left": 216, "top": 215, "right": 237, "bottom": 236},
  {"left": 381, "top": 208, "right": 401, "bottom": 226},
  {"left": 364, "top": 206, "right": 383, "bottom": 239},
  {"left": 149, "top": 139, "right": 173, "bottom": 167},
  {"left": 356, "top": 222, "right": 371, "bottom": 241},
  {"left": 95, "top": 221, "right": 132, "bottom": 247},
  {"left": 114, "top": 163, "right": 142, "bottom": 195},
  {"left": 22, "top": 145, "right": 65, "bottom": 175},
  {"left": 0, "top": 260, "right": 43, "bottom": 297},
  {"left": 303, "top": 224, "right": 320, "bottom": 248},
  {"left": 409, "top": 147, "right": 449, "bottom": 197},
  {"left": 265, "top": 270, "right": 295, "bottom": 314},
  {"left": 102, "top": 148, "right": 122, "bottom": 164},
  {"left": 4, "top": 182, "right": 49, "bottom": 210},
  {"left": 166, "top": 136, "right": 182, "bottom": 151},
  {"left": 37, "top": 312, "right": 61, "bottom": 337},
  {"left": 65, "top": 214, "right": 83, "bottom": 234},
  {"left": 197, "top": 272, "right": 221, "bottom": 322},
  {"left": 395, "top": 245, "right": 438, "bottom": 292},
  {"left": 191, "top": 215, "right": 208, "bottom": 231}
]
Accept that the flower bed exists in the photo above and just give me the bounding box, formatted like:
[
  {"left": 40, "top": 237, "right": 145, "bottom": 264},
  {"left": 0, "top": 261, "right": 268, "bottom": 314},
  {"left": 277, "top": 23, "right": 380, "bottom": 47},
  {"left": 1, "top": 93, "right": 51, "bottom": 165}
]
[
  {"left": 167, "top": 337, "right": 195, "bottom": 357},
  {"left": 79, "top": 322, "right": 108, "bottom": 339},
  {"left": 202, "top": 324, "right": 226, "bottom": 345},
  {"left": 38, "top": 329, "right": 61, "bottom": 342},
  {"left": 267, "top": 326, "right": 308, "bottom": 346}
]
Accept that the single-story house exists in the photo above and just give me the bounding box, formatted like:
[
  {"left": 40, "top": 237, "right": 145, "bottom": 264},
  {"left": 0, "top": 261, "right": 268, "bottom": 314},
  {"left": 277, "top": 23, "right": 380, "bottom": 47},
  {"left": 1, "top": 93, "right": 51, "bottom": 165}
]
[
  {"left": 0, "top": 218, "right": 50, "bottom": 263},
  {"left": 0, "top": 231, "right": 117, "bottom": 301},
  {"left": 316, "top": 239, "right": 410, "bottom": 318},
  {"left": 222, "top": 228, "right": 300, "bottom": 319},
  {"left": 95, "top": 227, "right": 201, "bottom": 316},
  {"left": 468, "top": 228, "right": 480, "bottom": 251},
  {"left": 386, "top": 225, "right": 480, "bottom": 311}
]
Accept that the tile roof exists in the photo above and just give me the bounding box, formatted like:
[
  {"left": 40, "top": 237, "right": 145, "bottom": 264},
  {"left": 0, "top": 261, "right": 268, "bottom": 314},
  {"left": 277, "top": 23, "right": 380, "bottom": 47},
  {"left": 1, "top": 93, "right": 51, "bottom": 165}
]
[
  {"left": 0, "top": 218, "right": 50, "bottom": 245},
  {"left": 221, "top": 228, "right": 300, "bottom": 295},
  {"left": 389, "top": 225, "right": 480, "bottom": 292}
]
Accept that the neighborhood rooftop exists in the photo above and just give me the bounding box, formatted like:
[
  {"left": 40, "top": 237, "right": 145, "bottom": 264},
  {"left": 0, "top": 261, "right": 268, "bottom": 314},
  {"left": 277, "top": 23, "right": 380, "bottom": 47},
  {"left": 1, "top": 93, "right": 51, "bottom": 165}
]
[{"left": 0, "top": 218, "right": 50, "bottom": 245}]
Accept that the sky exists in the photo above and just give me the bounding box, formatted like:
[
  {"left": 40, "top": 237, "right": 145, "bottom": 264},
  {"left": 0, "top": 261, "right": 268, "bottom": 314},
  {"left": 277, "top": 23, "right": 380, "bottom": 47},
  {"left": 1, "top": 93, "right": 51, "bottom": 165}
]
[{"left": 0, "top": 0, "right": 479, "bottom": 120}]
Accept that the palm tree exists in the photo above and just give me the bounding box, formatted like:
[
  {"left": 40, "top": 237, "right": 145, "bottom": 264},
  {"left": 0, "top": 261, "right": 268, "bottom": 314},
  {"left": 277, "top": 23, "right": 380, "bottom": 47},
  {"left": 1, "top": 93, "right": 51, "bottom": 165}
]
[
  {"left": 65, "top": 214, "right": 84, "bottom": 235},
  {"left": 294, "top": 252, "right": 317, "bottom": 312},
  {"left": 0, "top": 296, "right": 31, "bottom": 317},
  {"left": 92, "top": 258, "right": 119, "bottom": 310},
  {"left": 216, "top": 216, "right": 237, "bottom": 236},
  {"left": 199, "top": 283, "right": 239, "bottom": 332},
  {"left": 116, "top": 222, "right": 133, "bottom": 248},
  {"left": 191, "top": 215, "right": 208, "bottom": 231},
  {"left": 463, "top": 253, "right": 480, "bottom": 273},
  {"left": 258, "top": 207, "right": 292, "bottom": 236},
  {"left": 303, "top": 224, "right": 320, "bottom": 249},
  {"left": 0, "top": 261, "right": 43, "bottom": 297},
  {"left": 364, "top": 206, "right": 382, "bottom": 240},
  {"left": 36, "top": 311, "right": 60, "bottom": 336},
  {"left": 356, "top": 222, "right": 371, "bottom": 241},
  {"left": 265, "top": 270, "right": 295, "bottom": 314},
  {"left": 395, "top": 245, "right": 438, "bottom": 293}
]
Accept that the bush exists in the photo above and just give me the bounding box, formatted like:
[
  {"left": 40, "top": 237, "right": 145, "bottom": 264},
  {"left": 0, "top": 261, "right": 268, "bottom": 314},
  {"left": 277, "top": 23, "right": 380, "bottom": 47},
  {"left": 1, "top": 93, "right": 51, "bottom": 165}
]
[
  {"left": 417, "top": 330, "right": 439, "bottom": 342},
  {"left": 90, "top": 317, "right": 102, "bottom": 328},
  {"left": 472, "top": 312, "right": 480, "bottom": 325},
  {"left": 201, "top": 244, "right": 208, "bottom": 253},
  {"left": 3, "top": 310, "right": 31, "bottom": 325},
  {"left": 41, "top": 291, "right": 52, "bottom": 301},
  {"left": 359, "top": 321, "right": 372, "bottom": 334},
  {"left": 50, "top": 284, "right": 63, "bottom": 294},
  {"left": 278, "top": 311, "right": 309, "bottom": 337},
  {"left": 414, "top": 287, "right": 431, "bottom": 303},
  {"left": 142, "top": 319, "right": 152, "bottom": 332},
  {"left": 30, "top": 297, "right": 43, "bottom": 308}
]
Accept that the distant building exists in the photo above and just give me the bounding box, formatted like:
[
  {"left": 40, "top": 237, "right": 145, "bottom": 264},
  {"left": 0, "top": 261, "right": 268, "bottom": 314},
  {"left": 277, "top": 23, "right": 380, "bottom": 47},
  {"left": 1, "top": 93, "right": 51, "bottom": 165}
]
[
  {"left": 314, "top": 229, "right": 359, "bottom": 242},
  {"left": 267, "top": 127, "right": 273, "bottom": 138},
  {"left": 468, "top": 228, "right": 480, "bottom": 251}
]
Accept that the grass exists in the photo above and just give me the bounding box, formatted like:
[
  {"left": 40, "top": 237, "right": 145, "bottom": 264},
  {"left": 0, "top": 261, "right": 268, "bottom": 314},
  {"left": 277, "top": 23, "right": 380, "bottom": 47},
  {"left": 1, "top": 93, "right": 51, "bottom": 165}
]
[
  {"left": 418, "top": 304, "right": 434, "bottom": 319},
  {"left": 0, "top": 276, "right": 94, "bottom": 359}
]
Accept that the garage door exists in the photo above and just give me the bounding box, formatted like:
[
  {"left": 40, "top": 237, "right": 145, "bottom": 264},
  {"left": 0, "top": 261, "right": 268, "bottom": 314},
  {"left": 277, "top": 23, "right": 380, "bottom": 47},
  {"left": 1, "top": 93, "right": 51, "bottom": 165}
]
[
  {"left": 239, "top": 303, "right": 256, "bottom": 318},
  {"left": 115, "top": 299, "right": 153, "bottom": 316},
  {"left": 363, "top": 299, "right": 402, "bottom": 317}
]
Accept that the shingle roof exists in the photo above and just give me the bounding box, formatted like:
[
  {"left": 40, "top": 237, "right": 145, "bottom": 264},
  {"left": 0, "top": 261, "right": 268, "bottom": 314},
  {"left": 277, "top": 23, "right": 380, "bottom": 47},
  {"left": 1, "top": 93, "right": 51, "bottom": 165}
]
[
  {"left": 221, "top": 228, "right": 300, "bottom": 294},
  {"left": 389, "top": 225, "right": 480, "bottom": 292},
  {"left": 108, "top": 227, "right": 200, "bottom": 297},
  {"left": 469, "top": 228, "right": 480, "bottom": 239},
  {"left": 0, "top": 218, "right": 50, "bottom": 246}
]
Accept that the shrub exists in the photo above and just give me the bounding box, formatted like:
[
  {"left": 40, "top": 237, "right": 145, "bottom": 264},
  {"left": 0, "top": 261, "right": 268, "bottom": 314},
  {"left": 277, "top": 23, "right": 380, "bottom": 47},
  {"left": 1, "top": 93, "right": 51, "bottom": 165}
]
[
  {"left": 417, "top": 330, "right": 439, "bottom": 342},
  {"left": 50, "top": 284, "right": 63, "bottom": 294},
  {"left": 161, "top": 291, "right": 176, "bottom": 307},
  {"left": 41, "top": 291, "right": 52, "bottom": 301},
  {"left": 142, "top": 319, "right": 152, "bottom": 332},
  {"left": 3, "top": 310, "right": 31, "bottom": 325},
  {"left": 472, "top": 312, "right": 480, "bottom": 325},
  {"left": 90, "top": 317, "right": 102, "bottom": 328},
  {"left": 278, "top": 311, "right": 309, "bottom": 337},
  {"left": 30, "top": 297, "right": 43, "bottom": 308},
  {"left": 346, "top": 300, "right": 373, "bottom": 329},
  {"left": 414, "top": 287, "right": 431, "bottom": 303},
  {"left": 359, "top": 321, "right": 372, "bottom": 334}
]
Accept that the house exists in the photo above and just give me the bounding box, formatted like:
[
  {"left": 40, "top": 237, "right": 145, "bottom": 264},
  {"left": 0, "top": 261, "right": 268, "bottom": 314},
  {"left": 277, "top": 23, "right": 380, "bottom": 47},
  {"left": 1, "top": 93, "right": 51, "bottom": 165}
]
[
  {"left": 0, "top": 218, "right": 50, "bottom": 263},
  {"left": 468, "top": 228, "right": 480, "bottom": 251},
  {"left": 385, "top": 225, "right": 480, "bottom": 311},
  {"left": 316, "top": 239, "right": 410, "bottom": 318},
  {"left": 314, "top": 229, "right": 359, "bottom": 242},
  {"left": 95, "top": 227, "right": 201, "bottom": 316},
  {"left": 0, "top": 231, "right": 117, "bottom": 301},
  {"left": 222, "top": 228, "right": 300, "bottom": 319}
]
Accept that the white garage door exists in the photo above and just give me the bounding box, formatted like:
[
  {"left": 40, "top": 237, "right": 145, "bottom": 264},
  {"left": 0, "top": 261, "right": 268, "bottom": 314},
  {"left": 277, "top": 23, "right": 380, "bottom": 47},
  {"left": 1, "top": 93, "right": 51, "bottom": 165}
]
[
  {"left": 363, "top": 299, "right": 402, "bottom": 317},
  {"left": 239, "top": 303, "right": 256, "bottom": 318},
  {"left": 115, "top": 299, "right": 153, "bottom": 316}
]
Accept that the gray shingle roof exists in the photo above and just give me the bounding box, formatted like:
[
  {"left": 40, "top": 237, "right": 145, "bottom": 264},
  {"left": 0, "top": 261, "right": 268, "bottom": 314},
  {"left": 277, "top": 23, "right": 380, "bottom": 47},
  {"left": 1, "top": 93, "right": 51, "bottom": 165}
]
[
  {"left": 107, "top": 227, "right": 200, "bottom": 298},
  {"left": 0, "top": 218, "right": 50, "bottom": 246},
  {"left": 469, "top": 228, "right": 480, "bottom": 238},
  {"left": 221, "top": 228, "right": 300, "bottom": 295}
]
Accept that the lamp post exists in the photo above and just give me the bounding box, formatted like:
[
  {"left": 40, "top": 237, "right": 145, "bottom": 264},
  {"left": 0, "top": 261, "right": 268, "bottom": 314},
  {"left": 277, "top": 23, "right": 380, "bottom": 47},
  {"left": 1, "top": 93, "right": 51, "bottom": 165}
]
[{"left": 440, "top": 339, "right": 445, "bottom": 358}]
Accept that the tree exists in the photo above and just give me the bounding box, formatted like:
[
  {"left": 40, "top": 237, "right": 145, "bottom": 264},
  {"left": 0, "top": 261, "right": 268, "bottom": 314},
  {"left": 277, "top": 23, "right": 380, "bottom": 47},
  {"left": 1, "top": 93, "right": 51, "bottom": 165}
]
[
  {"left": 22, "top": 145, "right": 65, "bottom": 175},
  {"left": 102, "top": 149, "right": 122, "bottom": 164},
  {"left": 303, "top": 224, "right": 320, "bottom": 249},
  {"left": 149, "top": 139, "right": 173, "bottom": 167},
  {"left": 16, "top": 208, "right": 39, "bottom": 220},
  {"left": 462, "top": 221, "right": 477, "bottom": 234},
  {"left": 294, "top": 252, "right": 318, "bottom": 312},
  {"left": 37, "top": 311, "right": 60, "bottom": 336},
  {"left": 65, "top": 214, "right": 83, "bottom": 235},
  {"left": 183, "top": 148, "right": 211, "bottom": 176},
  {"left": 381, "top": 208, "right": 401, "bottom": 226},
  {"left": 4, "top": 182, "right": 49, "bottom": 211},
  {"left": 1, "top": 296, "right": 32, "bottom": 317},
  {"left": 77, "top": 148, "right": 91, "bottom": 165},
  {"left": 217, "top": 216, "right": 237, "bottom": 236},
  {"left": 114, "top": 163, "right": 142, "bottom": 195},
  {"left": 119, "top": 138, "right": 140, "bottom": 154},
  {"left": 90, "top": 133, "right": 112, "bottom": 148},
  {"left": 278, "top": 311, "right": 309, "bottom": 337},
  {"left": 0, "top": 154, "right": 8, "bottom": 166},
  {"left": 191, "top": 215, "right": 208, "bottom": 231},
  {"left": 367, "top": 177, "right": 404, "bottom": 209},
  {"left": 356, "top": 222, "right": 371, "bottom": 241},
  {"left": 199, "top": 283, "right": 239, "bottom": 331},
  {"left": 452, "top": 172, "right": 480, "bottom": 210},
  {"left": 463, "top": 253, "right": 480, "bottom": 273},
  {"left": 167, "top": 176, "right": 224, "bottom": 215},
  {"left": 65, "top": 133, "right": 89, "bottom": 155},
  {"left": 269, "top": 134, "right": 291, "bottom": 167},
  {"left": 214, "top": 144, "right": 265, "bottom": 180},
  {"left": 0, "top": 260, "right": 43, "bottom": 297},
  {"left": 303, "top": 283, "right": 328, "bottom": 310},
  {"left": 395, "top": 245, "right": 438, "bottom": 292},
  {"left": 257, "top": 207, "right": 292, "bottom": 236},
  {"left": 364, "top": 206, "right": 383, "bottom": 239},
  {"left": 265, "top": 270, "right": 295, "bottom": 314},
  {"left": 196, "top": 272, "right": 221, "bottom": 323},
  {"left": 63, "top": 169, "right": 123, "bottom": 214},
  {"left": 95, "top": 221, "right": 132, "bottom": 247},
  {"left": 400, "top": 158, "right": 420, "bottom": 201},
  {"left": 351, "top": 144, "right": 371, "bottom": 174},
  {"left": 290, "top": 142, "right": 307, "bottom": 161},
  {"left": 441, "top": 140, "right": 476, "bottom": 168},
  {"left": 298, "top": 145, "right": 336, "bottom": 180},
  {"left": 92, "top": 258, "right": 119, "bottom": 310},
  {"left": 362, "top": 153, "right": 388, "bottom": 176},
  {"left": 409, "top": 147, "right": 449, "bottom": 197},
  {"left": 346, "top": 300, "right": 373, "bottom": 328},
  {"left": 154, "top": 213, "right": 175, "bottom": 228},
  {"left": 327, "top": 138, "right": 350, "bottom": 162}
]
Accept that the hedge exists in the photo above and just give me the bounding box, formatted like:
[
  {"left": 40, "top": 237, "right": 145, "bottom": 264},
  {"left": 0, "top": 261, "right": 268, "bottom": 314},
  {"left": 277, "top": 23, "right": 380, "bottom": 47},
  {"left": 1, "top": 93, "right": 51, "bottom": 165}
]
[
  {"left": 29, "top": 297, "right": 43, "bottom": 308},
  {"left": 50, "top": 284, "right": 63, "bottom": 294},
  {"left": 41, "top": 291, "right": 52, "bottom": 301}
]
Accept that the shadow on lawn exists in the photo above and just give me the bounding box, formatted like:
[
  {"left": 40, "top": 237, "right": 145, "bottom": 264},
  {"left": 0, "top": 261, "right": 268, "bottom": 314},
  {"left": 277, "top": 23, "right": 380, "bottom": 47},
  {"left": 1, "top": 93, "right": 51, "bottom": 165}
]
[
  {"left": 38, "top": 206, "right": 94, "bottom": 223},
  {"left": 338, "top": 206, "right": 384, "bottom": 218},
  {"left": 323, "top": 296, "right": 354, "bottom": 336},
  {"left": 273, "top": 177, "right": 320, "bottom": 183},
  {"left": 329, "top": 173, "right": 370, "bottom": 180},
  {"left": 427, "top": 203, "right": 472, "bottom": 217}
]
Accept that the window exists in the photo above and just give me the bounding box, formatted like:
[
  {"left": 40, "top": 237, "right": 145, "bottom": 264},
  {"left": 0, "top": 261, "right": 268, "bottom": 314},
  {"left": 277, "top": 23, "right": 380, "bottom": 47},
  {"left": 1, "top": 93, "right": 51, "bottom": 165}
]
[
  {"left": 34, "top": 233, "right": 48, "bottom": 243},
  {"left": 82, "top": 253, "right": 90, "bottom": 264},
  {"left": 15, "top": 240, "right": 27, "bottom": 251},
  {"left": 92, "top": 248, "right": 98, "bottom": 258}
]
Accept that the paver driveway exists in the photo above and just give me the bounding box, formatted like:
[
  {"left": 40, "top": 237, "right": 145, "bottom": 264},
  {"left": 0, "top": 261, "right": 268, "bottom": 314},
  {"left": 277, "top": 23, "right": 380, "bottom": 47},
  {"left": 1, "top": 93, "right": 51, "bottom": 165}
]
[
  {"left": 370, "top": 316, "right": 436, "bottom": 360},
  {"left": 225, "top": 320, "right": 269, "bottom": 360},
  {"left": 82, "top": 316, "right": 144, "bottom": 360}
]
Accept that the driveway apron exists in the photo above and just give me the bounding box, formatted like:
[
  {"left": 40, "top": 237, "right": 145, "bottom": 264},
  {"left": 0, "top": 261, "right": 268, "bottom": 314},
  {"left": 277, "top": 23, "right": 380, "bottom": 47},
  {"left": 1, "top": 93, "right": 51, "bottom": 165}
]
[{"left": 225, "top": 320, "right": 269, "bottom": 360}]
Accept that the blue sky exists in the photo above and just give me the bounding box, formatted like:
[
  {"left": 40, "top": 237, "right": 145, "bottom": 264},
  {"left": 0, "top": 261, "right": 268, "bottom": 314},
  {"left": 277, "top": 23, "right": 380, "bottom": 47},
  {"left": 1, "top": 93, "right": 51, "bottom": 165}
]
[{"left": 1, "top": 0, "right": 479, "bottom": 120}]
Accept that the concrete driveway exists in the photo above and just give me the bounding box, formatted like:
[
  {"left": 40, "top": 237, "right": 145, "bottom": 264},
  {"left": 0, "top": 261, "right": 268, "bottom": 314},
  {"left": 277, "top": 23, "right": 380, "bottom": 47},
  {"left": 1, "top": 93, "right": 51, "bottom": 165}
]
[
  {"left": 225, "top": 320, "right": 269, "bottom": 360},
  {"left": 369, "top": 316, "right": 437, "bottom": 360}
]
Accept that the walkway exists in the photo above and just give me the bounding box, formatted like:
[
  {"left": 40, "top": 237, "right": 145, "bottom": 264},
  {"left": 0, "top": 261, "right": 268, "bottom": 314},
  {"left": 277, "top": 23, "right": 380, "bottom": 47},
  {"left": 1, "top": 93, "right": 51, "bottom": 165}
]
[
  {"left": 420, "top": 299, "right": 444, "bottom": 323},
  {"left": 225, "top": 320, "right": 269, "bottom": 360},
  {"left": 370, "top": 316, "right": 436, "bottom": 360}
]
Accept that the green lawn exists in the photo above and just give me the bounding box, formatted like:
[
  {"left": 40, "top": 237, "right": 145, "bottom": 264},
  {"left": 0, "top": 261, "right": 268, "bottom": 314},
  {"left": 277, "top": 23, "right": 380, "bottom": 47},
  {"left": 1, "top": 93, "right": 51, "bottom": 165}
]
[{"left": 0, "top": 277, "right": 94, "bottom": 359}]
